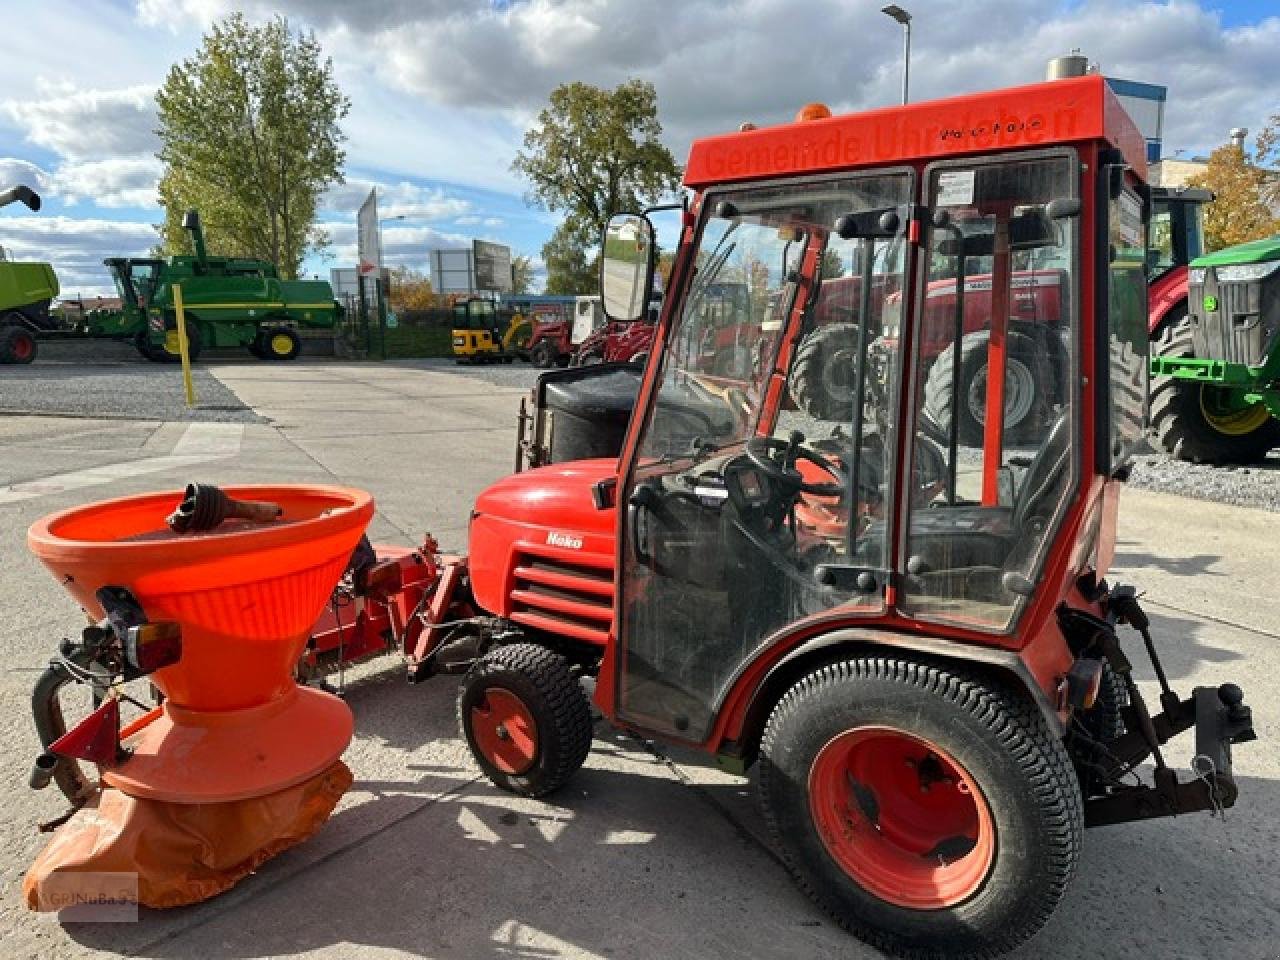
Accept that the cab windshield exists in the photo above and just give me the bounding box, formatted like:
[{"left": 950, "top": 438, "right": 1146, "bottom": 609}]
[{"left": 639, "top": 172, "right": 913, "bottom": 465}]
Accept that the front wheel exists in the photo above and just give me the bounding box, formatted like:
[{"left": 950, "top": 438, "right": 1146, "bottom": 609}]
[
  {"left": 153, "top": 317, "right": 203, "bottom": 363},
  {"left": 459, "top": 643, "right": 593, "bottom": 797},
  {"left": 0, "top": 323, "right": 37, "bottom": 364},
  {"left": 529, "top": 340, "right": 557, "bottom": 368},
  {"left": 758, "top": 656, "right": 1082, "bottom": 959}
]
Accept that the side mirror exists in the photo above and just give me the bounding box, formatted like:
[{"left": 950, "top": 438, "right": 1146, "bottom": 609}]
[{"left": 600, "top": 212, "right": 655, "bottom": 323}]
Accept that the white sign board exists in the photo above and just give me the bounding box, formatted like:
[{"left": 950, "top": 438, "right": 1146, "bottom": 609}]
[
  {"left": 431, "top": 248, "right": 475, "bottom": 294},
  {"left": 357, "top": 188, "right": 380, "bottom": 276},
  {"left": 473, "top": 239, "right": 513, "bottom": 293}
]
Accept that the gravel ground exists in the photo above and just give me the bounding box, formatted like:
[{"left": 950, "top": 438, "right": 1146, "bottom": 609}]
[
  {"left": 0, "top": 364, "right": 263, "bottom": 422},
  {"left": 8, "top": 355, "right": 1280, "bottom": 509},
  {"left": 1126, "top": 449, "right": 1280, "bottom": 511}
]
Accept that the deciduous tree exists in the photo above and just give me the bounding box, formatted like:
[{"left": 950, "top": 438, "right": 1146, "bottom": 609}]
[
  {"left": 155, "top": 14, "right": 349, "bottom": 278},
  {"left": 388, "top": 265, "right": 434, "bottom": 312},
  {"left": 514, "top": 79, "right": 681, "bottom": 295},
  {"left": 1188, "top": 121, "right": 1280, "bottom": 251},
  {"left": 511, "top": 254, "right": 535, "bottom": 294}
]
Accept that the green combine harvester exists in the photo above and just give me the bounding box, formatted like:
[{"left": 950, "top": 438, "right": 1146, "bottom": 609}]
[
  {"left": 104, "top": 210, "right": 342, "bottom": 362},
  {"left": 1151, "top": 233, "right": 1280, "bottom": 463},
  {"left": 0, "top": 185, "right": 57, "bottom": 364}
]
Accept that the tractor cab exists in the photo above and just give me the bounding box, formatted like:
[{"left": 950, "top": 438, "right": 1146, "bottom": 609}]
[
  {"left": 599, "top": 150, "right": 1108, "bottom": 741},
  {"left": 105, "top": 257, "right": 164, "bottom": 309}
]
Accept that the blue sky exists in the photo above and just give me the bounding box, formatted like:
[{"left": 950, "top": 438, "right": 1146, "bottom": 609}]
[{"left": 1, "top": 0, "right": 1277, "bottom": 296}]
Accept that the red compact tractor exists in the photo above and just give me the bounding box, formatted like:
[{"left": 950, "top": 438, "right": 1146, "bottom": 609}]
[
  {"left": 301, "top": 76, "right": 1254, "bottom": 957},
  {"left": 32, "top": 77, "right": 1254, "bottom": 958}
]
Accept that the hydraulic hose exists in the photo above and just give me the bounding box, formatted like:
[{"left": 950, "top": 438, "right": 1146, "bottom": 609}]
[{"left": 30, "top": 649, "right": 95, "bottom": 805}]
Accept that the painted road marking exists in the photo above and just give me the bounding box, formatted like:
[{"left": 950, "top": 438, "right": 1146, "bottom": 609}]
[
  {"left": 170, "top": 422, "right": 245, "bottom": 456},
  {"left": 0, "top": 424, "right": 244, "bottom": 505}
]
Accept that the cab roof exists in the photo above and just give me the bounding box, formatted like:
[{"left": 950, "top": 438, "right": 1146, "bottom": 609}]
[{"left": 683, "top": 74, "right": 1146, "bottom": 189}]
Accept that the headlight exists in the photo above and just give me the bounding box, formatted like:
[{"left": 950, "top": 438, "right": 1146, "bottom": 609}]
[
  {"left": 1215, "top": 261, "right": 1280, "bottom": 283},
  {"left": 1188, "top": 268, "right": 1206, "bottom": 285}
]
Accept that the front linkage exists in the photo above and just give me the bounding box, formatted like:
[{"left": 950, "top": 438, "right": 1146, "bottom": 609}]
[{"left": 1061, "top": 580, "right": 1256, "bottom": 827}]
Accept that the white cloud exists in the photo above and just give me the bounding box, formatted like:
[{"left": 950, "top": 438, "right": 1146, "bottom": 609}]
[
  {"left": 50, "top": 157, "right": 162, "bottom": 208},
  {"left": 3, "top": 84, "right": 158, "bottom": 160},
  {"left": 0, "top": 215, "right": 158, "bottom": 295},
  {"left": 168, "top": 0, "right": 1280, "bottom": 163},
  {"left": 322, "top": 177, "right": 471, "bottom": 220},
  {"left": 320, "top": 219, "right": 475, "bottom": 271}
]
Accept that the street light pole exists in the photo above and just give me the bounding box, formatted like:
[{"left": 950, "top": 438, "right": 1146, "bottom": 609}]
[{"left": 881, "top": 4, "right": 912, "bottom": 105}]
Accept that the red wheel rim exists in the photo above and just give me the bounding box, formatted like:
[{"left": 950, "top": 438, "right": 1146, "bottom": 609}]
[
  {"left": 470, "top": 688, "right": 538, "bottom": 775},
  {"left": 13, "top": 333, "right": 33, "bottom": 360},
  {"left": 808, "top": 726, "right": 995, "bottom": 909}
]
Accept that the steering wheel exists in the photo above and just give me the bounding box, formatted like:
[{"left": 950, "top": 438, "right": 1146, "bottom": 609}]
[{"left": 745, "top": 433, "right": 847, "bottom": 497}]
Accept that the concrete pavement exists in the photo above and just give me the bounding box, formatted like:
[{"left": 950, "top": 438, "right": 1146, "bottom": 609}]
[{"left": 0, "top": 360, "right": 1276, "bottom": 960}]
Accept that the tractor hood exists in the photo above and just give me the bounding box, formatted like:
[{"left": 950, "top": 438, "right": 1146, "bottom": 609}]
[
  {"left": 1193, "top": 235, "right": 1280, "bottom": 267},
  {"left": 473, "top": 458, "right": 617, "bottom": 539}
]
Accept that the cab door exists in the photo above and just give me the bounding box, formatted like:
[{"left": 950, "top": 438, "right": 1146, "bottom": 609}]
[{"left": 611, "top": 172, "right": 914, "bottom": 743}]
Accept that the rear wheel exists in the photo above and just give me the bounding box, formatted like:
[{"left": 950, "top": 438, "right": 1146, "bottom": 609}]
[
  {"left": 924, "top": 330, "right": 1051, "bottom": 447},
  {"left": 259, "top": 326, "right": 301, "bottom": 362},
  {"left": 1150, "top": 315, "right": 1280, "bottom": 464},
  {"left": 788, "top": 322, "right": 861, "bottom": 421},
  {"left": 529, "top": 340, "right": 557, "bottom": 368},
  {"left": 758, "top": 656, "right": 1081, "bottom": 959},
  {"left": 0, "top": 322, "right": 37, "bottom": 364},
  {"left": 459, "top": 643, "right": 593, "bottom": 797}
]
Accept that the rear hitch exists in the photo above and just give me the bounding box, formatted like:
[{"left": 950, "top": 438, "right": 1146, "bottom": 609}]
[{"left": 1058, "top": 587, "right": 1257, "bottom": 828}]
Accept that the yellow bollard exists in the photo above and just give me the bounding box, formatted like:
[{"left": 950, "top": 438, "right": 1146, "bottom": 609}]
[{"left": 173, "top": 284, "right": 197, "bottom": 407}]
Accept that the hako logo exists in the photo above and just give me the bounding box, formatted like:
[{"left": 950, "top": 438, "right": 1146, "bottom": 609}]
[{"left": 546, "top": 531, "right": 584, "bottom": 550}]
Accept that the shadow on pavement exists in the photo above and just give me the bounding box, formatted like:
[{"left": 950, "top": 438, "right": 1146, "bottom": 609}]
[{"left": 59, "top": 661, "right": 1276, "bottom": 960}]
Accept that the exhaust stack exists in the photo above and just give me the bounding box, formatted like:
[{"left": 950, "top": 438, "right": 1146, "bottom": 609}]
[{"left": 182, "top": 209, "right": 208, "bottom": 264}]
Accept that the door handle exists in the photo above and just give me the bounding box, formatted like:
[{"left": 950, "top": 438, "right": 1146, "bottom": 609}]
[{"left": 627, "top": 483, "right": 656, "bottom": 564}]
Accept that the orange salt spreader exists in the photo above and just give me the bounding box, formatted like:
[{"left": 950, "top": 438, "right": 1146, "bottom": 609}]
[{"left": 23, "top": 483, "right": 374, "bottom": 909}]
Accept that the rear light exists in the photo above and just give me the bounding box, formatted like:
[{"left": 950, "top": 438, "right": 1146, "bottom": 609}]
[
  {"left": 125, "top": 621, "right": 182, "bottom": 675},
  {"left": 1062, "top": 658, "right": 1105, "bottom": 710}
]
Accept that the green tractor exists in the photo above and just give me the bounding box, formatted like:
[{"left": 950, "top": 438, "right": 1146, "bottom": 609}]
[
  {"left": 1150, "top": 234, "right": 1280, "bottom": 463},
  {"left": 0, "top": 185, "right": 56, "bottom": 365},
  {"left": 107, "top": 210, "right": 342, "bottom": 363}
]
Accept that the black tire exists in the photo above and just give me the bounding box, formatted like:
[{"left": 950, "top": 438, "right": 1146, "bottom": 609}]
[
  {"left": 459, "top": 643, "right": 592, "bottom": 797},
  {"left": 153, "top": 316, "right": 202, "bottom": 363},
  {"left": 923, "top": 329, "right": 1052, "bottom": 447},
  {"left": 573, "top": 348, "right": 603, "bottom": 367},
  {"left": 629, "top": 351, "right": 649, "bottom": 368},
  {"left": 133, "top": 332, "right": 154, "bottom": 360},
  {"left": 1149, "top": 315, "right": 1280, "bottom": 464},
  {"left": 788, "top": 322, "right": 861, "bottom": 421},
  {"left": 0, "top": 323, "right": 37, "bottom": 364},
  {"left": 259, "top": 326, "right": 301, "bottom": 362},
  {"left": 529, "top": 340, "right": 557, "bottom": 368},
  {"left": 758, "top": 656, "right": 1082, "bottom": 960}
]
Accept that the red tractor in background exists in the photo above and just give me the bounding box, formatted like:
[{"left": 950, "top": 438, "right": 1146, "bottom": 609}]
[
  {"left": 33, "top": 77, "right": 1255, "bottom": 959},
  {"left": 526, "top": 295, "right": 605, "bottom": 367},
  {"left": 570, "top": 185, "right": 1211, "bottom": 443}
]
